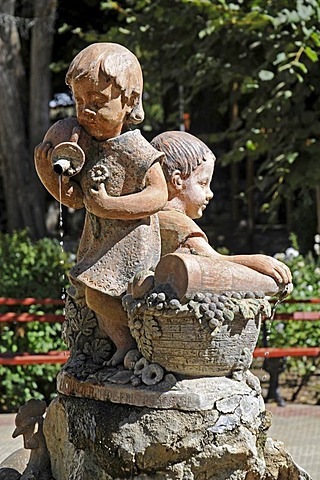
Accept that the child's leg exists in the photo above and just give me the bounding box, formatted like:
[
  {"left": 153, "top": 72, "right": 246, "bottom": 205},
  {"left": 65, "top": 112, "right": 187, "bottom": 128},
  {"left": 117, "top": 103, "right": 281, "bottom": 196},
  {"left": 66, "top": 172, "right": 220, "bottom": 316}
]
[{"left": 85, "top": 286, "right": 136, "bottom": 366}]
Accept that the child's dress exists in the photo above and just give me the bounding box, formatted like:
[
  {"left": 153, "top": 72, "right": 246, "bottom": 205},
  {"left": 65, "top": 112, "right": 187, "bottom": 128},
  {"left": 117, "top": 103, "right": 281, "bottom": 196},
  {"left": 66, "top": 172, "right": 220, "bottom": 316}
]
[
  {"left": 69, "top": 127, "right": 164, "bottom": 297},
  {"left": 158, "top": 208, "right": 208, "bottom": 257}
]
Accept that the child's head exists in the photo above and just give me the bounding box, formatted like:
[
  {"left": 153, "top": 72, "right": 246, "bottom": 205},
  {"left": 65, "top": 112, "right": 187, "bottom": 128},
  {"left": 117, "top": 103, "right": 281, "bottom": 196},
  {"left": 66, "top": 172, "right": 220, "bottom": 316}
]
[
  {"left": 151, "top": 131, "right": 215, "bottom": 181},
  {"left": 66, "top": 43, "right": 144, "bottom": 128},
  {"left": 151, "top": 131, "right": 215, "bottom": 219}
]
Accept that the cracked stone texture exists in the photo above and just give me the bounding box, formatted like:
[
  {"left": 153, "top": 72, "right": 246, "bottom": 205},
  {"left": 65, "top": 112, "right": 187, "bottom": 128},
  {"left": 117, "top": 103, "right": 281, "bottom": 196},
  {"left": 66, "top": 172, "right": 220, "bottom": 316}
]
[{"left": 43, "top": 388, "right": 311, "bottom": 480}]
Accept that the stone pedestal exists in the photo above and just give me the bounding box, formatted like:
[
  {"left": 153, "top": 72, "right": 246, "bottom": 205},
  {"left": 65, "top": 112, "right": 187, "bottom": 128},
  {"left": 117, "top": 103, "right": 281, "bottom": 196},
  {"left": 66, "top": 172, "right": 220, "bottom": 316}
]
[{"left": 43, "top": 376, "right": 310, "bottom": 480}]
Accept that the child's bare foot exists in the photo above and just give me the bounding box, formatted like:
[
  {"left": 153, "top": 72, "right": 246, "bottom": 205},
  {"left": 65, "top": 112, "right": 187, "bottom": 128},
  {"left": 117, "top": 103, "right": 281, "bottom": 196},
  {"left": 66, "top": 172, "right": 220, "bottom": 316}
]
[
  {"left": 85, "top": 288, "right": 137, "bottom": 367},
  {"left": 107, "top": 346, "right": 135, "bottom": 367}
]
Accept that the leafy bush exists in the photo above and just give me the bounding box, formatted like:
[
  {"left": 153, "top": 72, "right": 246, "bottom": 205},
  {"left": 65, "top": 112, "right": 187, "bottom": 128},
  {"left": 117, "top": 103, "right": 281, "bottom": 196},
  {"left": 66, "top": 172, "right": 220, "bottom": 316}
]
[
  {"left": 0, "top": 230, "right": 73, "bottom": 412},
  {"left": 261, "top": 233, "right": 320, "bottom": 377}
]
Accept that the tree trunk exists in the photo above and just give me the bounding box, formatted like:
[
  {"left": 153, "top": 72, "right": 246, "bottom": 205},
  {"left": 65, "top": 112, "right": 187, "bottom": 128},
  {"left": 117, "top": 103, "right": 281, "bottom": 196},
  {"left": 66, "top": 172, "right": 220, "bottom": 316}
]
[
  {"left": 0, "top": 0, "right": 57, "bottom": 237},
  {"left": 230, "top": 81, "right": 240, "bottom": 223},
  {"left": 316, "top": 186, "right": 320, "bottom": 235},
  {"left": 29, "top": 0, "right": 57, "bottom": 149}
]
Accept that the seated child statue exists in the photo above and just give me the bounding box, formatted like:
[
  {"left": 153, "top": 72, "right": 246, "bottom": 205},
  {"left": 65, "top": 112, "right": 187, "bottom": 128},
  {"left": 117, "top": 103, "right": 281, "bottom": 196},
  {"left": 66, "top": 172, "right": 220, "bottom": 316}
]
[
  {"left": 150, "top": 131, "right": 292, "bottom": 294},
  {"left": 34, "top": 43, "right": 168, "bottom": 366}
]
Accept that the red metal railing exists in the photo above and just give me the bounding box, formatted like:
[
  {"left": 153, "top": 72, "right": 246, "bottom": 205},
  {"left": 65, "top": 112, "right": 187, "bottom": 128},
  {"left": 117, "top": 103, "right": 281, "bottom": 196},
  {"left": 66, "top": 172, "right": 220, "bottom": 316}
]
[{"left": 0, "top": 297, "right": 69, "bottom": 365}]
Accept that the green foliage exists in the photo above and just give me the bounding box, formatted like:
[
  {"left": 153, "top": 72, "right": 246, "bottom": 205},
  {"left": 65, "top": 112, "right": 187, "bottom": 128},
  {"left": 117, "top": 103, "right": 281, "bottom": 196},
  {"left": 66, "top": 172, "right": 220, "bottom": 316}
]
[
  {"left": 0, "top": 231, "right": 73, "bottom": 412},
  {"left": 276, "top": 233, "right": 320, "bottom": 301},
  {"left": 0, "top": 230, "right": 72, "bottom": 297},
  {"left": 263, "top": 233, "right": 320, "bottom": 376},
  {"left": 195, "top": 0, "right": 320, "bottom": 219},
  {"left": 67, "top": 0, "right": 320, "bottom": 247},
  {"left": 0, "top": 364, "right": 62, "bottom": 413}
]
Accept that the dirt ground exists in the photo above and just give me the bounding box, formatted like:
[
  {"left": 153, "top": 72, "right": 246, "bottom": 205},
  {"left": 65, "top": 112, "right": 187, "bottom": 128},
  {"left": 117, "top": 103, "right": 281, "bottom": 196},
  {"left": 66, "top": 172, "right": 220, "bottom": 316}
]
[{"left": 251, "top": 358, "right": 320, "bottom": 406}]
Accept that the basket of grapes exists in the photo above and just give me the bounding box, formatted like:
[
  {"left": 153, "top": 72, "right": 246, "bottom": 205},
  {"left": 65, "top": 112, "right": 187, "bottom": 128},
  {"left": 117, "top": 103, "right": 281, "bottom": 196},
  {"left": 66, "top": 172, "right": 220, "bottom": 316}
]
[{"left": 123, "top": 285, "right": 271, "bottom": 378}]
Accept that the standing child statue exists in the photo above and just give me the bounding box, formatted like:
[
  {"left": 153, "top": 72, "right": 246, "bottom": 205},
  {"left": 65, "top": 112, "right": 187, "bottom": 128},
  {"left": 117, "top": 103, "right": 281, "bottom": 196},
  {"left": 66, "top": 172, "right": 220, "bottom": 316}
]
[{"left": 34, "top": 43, "right": 167, "bottom": 366}]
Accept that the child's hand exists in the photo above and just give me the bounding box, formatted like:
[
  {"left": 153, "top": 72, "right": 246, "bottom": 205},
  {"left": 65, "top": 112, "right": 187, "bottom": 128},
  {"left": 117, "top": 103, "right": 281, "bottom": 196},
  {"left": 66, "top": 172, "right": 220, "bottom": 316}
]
[
  {"left": 83, "top": 161, "right": 167, "bottom": 220},
  {"left": 245, "top": 254, "right": 292, "bottom": 285},
  {"left": 84, "top": 183, "right": 109, "bottom": 215},
  {"left": 34, "top": 141, "right": 53, "bottom": 165}
]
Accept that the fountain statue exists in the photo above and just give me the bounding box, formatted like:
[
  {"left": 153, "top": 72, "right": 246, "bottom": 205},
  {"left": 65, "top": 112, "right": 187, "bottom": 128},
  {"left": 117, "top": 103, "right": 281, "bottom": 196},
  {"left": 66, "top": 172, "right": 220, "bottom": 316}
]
[{"left": 0, "top": 42, "right": 311, "bottom": 480}]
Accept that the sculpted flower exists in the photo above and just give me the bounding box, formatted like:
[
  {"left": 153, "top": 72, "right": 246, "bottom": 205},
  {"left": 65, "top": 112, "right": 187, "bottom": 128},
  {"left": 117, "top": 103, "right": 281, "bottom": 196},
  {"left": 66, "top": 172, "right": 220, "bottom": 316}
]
[{"left": 90, "top": 164, "right": 109, "bottom": 183}]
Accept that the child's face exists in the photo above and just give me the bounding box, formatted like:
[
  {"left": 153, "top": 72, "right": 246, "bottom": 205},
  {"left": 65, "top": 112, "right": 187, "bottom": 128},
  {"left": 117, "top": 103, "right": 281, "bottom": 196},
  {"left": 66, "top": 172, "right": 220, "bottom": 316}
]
[
  {"left": 72, "top": 73, "right": 133, "bottom": 140},
  {"left": 181, "top": 155, "right": 215, "bottom": 219}
]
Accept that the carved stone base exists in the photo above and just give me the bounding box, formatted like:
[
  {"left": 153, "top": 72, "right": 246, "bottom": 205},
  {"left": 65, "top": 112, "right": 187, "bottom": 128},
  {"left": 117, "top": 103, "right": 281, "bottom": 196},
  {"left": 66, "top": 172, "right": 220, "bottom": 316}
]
[
  {"left": 43, "top": 378, "right": 311, "bottom": 480},
  {"left": 57, "top": 370, "right": 263, "bottom": 411}
]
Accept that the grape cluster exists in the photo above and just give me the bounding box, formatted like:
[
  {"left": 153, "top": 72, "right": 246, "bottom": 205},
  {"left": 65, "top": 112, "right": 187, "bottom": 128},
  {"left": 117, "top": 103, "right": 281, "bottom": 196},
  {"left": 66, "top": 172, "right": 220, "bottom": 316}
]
[
  {"left": 189, "top": 291, "right": 266, "bottom": 331},
  {"left": 123, "top": 288, "right": 265, "bottom": 316},
  {"left": 146, "top": 291, "right": 184, "bottom": 311},
  {"left": 122, "top": 284, "right": 180, "bottom": 316}
]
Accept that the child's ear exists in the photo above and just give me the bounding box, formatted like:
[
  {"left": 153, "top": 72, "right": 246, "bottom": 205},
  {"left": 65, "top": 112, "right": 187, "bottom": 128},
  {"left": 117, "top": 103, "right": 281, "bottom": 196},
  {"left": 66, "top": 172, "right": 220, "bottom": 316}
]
[{"left": 171, "top": 170, "right": 183, "bottom": 190}]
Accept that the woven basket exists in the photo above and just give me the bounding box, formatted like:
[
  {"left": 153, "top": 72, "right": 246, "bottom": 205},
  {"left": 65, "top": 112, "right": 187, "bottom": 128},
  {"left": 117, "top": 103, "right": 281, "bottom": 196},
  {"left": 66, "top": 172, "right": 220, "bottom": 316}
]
[{"left": 128, "top": 300, "right": 263, "bottom": 377}]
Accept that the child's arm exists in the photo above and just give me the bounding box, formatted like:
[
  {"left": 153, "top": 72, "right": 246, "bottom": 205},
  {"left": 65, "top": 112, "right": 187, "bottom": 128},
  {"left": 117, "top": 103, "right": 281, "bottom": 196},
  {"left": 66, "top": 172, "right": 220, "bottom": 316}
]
[
  {"left": 226, "top": 253, "right": 292, "bottom": 284},
  {"left": 84, "top": 162, "right": 168, "bottom": 220},
  {"left": 183, "top": 236, "right": 292, "bottom": 285}
]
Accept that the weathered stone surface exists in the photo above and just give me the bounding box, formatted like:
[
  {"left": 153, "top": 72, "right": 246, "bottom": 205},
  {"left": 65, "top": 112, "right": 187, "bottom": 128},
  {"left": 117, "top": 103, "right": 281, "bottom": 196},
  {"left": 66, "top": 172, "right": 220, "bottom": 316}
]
[
  {"left": 43, "top": 384, "right": 311, "bottom": 480},
  {"left": 154, "top": 252, "right": 280, "bottom": 301},
  {"left": 264, "top": 438, "right": 311, "bottom": 480},
  {"left": 57, "top": 371, "right": 262, "bottom": 412},
  {"left": 125, "top": 286, "right": 271, "bottom": 378},
  {"left": 35, "top": 42, "right": 167, "bottom": 369},
  {"left": 2, "top": 373, "right": 310, "bottom": 479},
  {"left": 44, "top": 393, "right": 265, "bottom": 480},
  {"left": 42, "top": 397, "right": 77, "bottom": 480}
]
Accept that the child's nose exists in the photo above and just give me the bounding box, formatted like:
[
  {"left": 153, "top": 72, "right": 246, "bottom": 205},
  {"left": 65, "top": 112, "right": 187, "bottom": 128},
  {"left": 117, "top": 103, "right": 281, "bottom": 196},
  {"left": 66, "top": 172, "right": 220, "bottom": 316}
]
[{"left": 207, "top": 188, "right": 214, "bottom": 200}]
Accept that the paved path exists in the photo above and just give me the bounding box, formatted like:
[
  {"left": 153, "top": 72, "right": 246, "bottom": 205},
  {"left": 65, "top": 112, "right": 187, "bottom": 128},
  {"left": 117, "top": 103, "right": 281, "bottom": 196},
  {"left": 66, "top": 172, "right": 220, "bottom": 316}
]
[
  {"left": 0, "top": 413, "right": 23, "bottom": 463},
  {"left": 1, "top": 404, "right": 319, "bottom": 478},
  {"left": 268, "top": 404, "right": 320, "bottom": 479}
]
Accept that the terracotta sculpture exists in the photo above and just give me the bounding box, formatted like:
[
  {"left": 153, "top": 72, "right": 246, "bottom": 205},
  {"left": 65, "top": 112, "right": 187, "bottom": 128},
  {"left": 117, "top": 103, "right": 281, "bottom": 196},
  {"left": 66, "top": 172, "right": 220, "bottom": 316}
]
[
  {"left": 26, "top": 42, "right": 313, "bottom": 480},
  {"left": 116, "top": 132, "right": 293, "bottom": 379},
  {"left": 34, "top": 43, "right": 167, "bottom": 366},
  {"left": 150, "top": 131, "right": 292, "bottom": 298}
]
